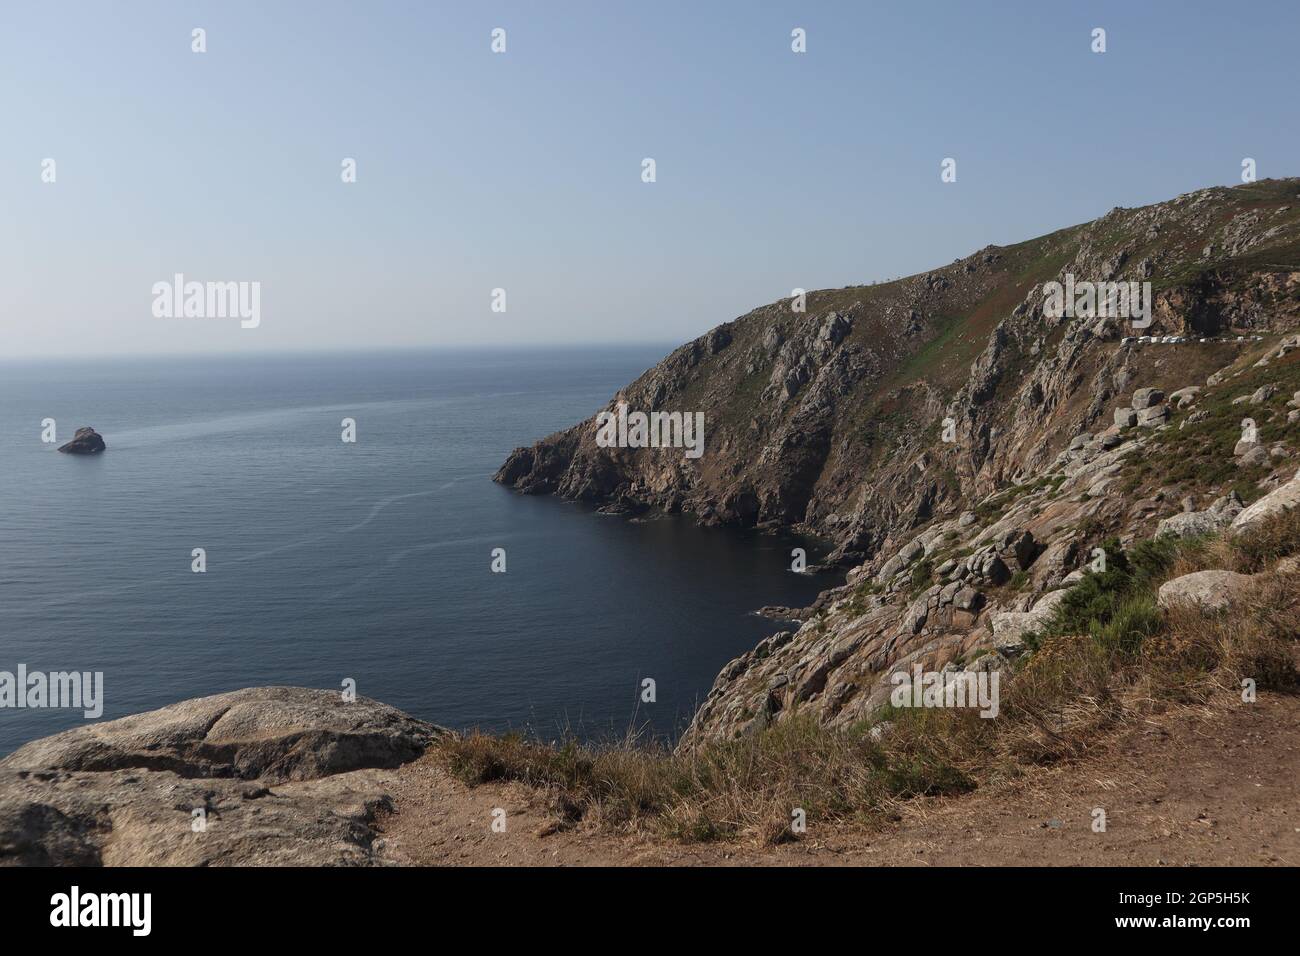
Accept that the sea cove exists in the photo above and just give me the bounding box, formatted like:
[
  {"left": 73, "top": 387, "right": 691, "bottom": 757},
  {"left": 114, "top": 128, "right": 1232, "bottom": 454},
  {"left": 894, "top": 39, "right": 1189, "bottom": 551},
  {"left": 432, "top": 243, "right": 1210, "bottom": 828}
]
[{"left": 0, "top": 348, "right": 828, "bottom": 755}]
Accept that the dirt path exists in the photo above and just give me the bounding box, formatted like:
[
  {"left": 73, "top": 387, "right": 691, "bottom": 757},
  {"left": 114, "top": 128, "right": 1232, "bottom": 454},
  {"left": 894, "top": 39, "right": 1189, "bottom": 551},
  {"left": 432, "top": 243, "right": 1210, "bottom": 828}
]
[{"left": 376, "top": 692, "right": 1300, "bottom": 866}]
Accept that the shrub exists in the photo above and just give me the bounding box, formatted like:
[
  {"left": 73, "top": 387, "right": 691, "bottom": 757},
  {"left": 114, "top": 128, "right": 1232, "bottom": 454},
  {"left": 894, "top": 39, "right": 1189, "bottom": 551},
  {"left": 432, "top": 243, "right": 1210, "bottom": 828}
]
[{"left": 1032, "top": 536, "right": 1176, "bottom": 653}]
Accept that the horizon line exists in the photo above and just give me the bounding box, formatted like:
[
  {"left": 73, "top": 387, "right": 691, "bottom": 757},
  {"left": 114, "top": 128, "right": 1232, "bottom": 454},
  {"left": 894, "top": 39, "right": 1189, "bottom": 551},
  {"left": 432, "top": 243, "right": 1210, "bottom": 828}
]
[{"left": 0, "top": 341, "right": 684, "bottom": 365}]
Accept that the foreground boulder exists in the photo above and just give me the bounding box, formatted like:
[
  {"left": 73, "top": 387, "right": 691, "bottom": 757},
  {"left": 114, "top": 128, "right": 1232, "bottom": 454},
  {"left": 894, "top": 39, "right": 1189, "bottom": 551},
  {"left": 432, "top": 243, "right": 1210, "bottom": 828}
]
[
  {"left": 56, "top": 427, "right": 106, "bottom": 454},
  {"left": 0, "top": 687, "right": 443, "bottom": 866},
  {"left": 1157, "top": 570, "right": 1256, "bottom": 614}
]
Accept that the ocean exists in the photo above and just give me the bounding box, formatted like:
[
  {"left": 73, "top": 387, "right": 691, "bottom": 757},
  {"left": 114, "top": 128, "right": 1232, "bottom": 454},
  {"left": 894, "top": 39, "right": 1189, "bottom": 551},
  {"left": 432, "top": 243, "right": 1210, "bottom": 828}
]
[{"left": 0, "top": 348, "right": 831, "bottom": 755}]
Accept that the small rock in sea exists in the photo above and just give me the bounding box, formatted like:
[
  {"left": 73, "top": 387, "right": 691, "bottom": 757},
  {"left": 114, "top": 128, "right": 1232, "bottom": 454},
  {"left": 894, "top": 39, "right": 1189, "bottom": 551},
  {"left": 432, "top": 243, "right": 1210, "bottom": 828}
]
[{"left": 57, "top": 426, "right": 106, "bottom": 455}]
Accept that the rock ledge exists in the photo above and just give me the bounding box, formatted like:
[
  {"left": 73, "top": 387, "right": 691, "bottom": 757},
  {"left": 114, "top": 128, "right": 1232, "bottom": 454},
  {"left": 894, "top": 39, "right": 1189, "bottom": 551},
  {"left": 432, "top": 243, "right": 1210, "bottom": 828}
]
[{"left": 0, "top": 687, "right": 443, "bottom": 866}]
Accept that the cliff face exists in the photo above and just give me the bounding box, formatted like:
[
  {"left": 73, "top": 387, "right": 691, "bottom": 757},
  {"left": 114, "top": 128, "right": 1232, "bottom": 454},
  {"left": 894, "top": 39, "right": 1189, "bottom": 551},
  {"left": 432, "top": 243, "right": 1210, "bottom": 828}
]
[
  {"left": 498, "top": 181, "right": 1300, "bottom": 560},
  {"left": 497, "top": 179, "right": 1300, "bottom": 744}
]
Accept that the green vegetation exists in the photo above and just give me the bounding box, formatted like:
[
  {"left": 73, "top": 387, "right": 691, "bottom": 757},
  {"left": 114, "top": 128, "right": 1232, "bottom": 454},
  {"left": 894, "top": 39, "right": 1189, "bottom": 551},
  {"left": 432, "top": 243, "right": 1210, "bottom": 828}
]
[
  {"left": 1026, "top": 537, "right": 1176, "bottom": 654},
  {"left": 1122, "top": 350, "right": 1300, "bottom": 502}
]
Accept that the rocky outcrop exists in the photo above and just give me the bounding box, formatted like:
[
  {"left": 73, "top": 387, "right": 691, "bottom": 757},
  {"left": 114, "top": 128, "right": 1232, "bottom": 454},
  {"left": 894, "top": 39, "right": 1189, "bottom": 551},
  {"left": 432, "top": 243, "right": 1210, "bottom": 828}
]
[
  {"left": 1230, "top": 467, "right": 1300, "bottom": 536},
  {"left": 1157, "top": 493, "right": 1243, "bottom": 539},
  {"left": 492, "top": 181, "right": 1300, "bottom": 747},
  {"left": 0, "top": 687, "right": 443, "bottom": 866},
  {"left": 56, "top": 427, "right": 105, "bottom": 454},
  {"left": 990, "top": 589, "right": 1069, "bottom": 657},
  {"left": 1157, "top": 570, "right": 1256, "bottom": 613},
  {"left": 499, "top": 181, "right": 1300, "bottom": 551}
]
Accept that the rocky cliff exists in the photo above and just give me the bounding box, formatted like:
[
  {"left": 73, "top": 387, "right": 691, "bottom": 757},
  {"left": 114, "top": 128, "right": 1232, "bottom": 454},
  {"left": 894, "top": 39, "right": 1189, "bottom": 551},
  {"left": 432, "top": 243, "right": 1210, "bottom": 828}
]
[{"left": 496, "top": 179, "right": 1300, "bottom": 744}]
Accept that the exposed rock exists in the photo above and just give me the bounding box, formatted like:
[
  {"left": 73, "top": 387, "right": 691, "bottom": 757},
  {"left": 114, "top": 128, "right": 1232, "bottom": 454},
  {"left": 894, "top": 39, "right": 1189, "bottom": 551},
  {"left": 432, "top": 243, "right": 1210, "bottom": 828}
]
[
  {"left": 1156, "top": 494, "right": 1243, "bottom": 539},
  {"left": 1113, "top": 407, "right": 1138, "bottom": 428},
  {"left": 56, "top": 427, "right": 105, "bottom": 455},
  {"left": 0, "top": 764, "right": 400, "bottom": 866},
  {"left": 3, "top": 686, "right": 438, "bottom": 782},
  {"left": 706, "top": 327, "right": 733, "bottom": 354},
  {"left": 1238, "top": 446, "right": 1271, "bottom": 467},
  {"left": 899, "top": 538, "right": 926, "bottom": 564},
  {"left": 1131, "top": 387, "right": 1165, "bottom": 409},
  {"left": 1157, "top": 570, "right": 1256, "bottom": 613},
  {"left": 756, "top": 604, "right": 812, "bottom": 622},
  {"left": 0, "top": 687, "right": 443, "bottom": 865},
  {"left": 1250, "top": 384, "right": 1277, "bottom": 405},
  {"left": 990, "top": 589, "right": 1068, "bottom": 657},
  {"left": 1135, "top": 404, "right": 1170, "bottom": 428},
  {"left": 1230, "top": 468, "right": 1300, "bottom": 536}
]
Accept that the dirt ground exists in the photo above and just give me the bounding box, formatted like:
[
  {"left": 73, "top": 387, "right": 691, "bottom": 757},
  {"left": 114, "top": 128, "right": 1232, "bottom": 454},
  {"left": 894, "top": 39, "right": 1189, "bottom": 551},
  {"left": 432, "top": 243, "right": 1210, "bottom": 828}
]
[{"left": 375, "top": 691, "right": 1300, "bottom": 866}]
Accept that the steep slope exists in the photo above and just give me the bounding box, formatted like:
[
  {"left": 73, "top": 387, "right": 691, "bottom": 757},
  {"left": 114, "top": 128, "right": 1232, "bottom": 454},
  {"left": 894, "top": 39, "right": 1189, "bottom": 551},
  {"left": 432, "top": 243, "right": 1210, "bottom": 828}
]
[
  {"left": 496, "top": 179, "right": 1300, "bottom": 743},
  {"left": 499, "top": 180, "right": 1300, "bottom": 556}
]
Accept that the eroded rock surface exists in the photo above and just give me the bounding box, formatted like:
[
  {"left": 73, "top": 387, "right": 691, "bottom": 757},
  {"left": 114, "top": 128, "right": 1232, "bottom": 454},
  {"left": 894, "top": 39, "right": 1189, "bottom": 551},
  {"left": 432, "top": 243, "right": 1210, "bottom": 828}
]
[
  {"left": 0, "top": 687, "right": 443, "bottom": 866},
  {"left": 1157, "top": 570, "right": 1257, "bottom": 613}
]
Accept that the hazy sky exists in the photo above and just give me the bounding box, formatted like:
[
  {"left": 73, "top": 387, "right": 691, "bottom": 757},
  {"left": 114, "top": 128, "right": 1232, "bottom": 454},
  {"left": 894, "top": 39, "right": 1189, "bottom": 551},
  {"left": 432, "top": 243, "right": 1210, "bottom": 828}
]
[{"left": 2, "top": 0, "right": 1297, "bottom": 358}]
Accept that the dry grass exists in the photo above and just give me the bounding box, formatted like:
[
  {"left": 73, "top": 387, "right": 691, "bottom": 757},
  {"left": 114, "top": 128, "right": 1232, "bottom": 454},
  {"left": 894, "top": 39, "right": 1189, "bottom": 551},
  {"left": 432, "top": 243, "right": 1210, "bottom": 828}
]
[
  {"left": 434, "top": 514, "right": 1300, "bottom": 846},
  {"left": 438, "top": 714, "right": 977, "bottom": 844},
  {"left": 1171, "top": 506, "right": 1300, "bottom": 576}
]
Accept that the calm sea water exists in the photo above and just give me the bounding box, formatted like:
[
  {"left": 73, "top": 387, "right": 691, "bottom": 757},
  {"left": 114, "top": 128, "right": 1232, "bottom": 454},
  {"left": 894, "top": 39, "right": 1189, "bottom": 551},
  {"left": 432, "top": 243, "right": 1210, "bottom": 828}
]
[{"left": 0, "top": 348, "right": 830, "bottom": 754}]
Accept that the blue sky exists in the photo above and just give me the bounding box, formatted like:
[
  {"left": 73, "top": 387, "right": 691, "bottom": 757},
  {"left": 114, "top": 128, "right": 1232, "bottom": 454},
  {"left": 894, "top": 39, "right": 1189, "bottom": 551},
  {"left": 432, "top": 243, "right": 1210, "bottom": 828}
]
[{"left": 2, "top": 0, "right": 1297, "bottom": 358}]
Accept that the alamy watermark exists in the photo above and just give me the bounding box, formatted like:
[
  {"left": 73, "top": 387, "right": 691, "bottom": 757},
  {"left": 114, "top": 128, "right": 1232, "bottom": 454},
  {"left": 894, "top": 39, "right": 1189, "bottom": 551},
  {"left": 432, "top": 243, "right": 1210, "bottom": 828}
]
[
  {"left": 152, "top": 274, "right": 261, "bottom": 328},
  {"left": 595, "top": 402, "right": 704, "bottom": 459},
  {"left": 890, "top": 665, "right": 999, "bottom": 718},
  {"left": 50, "top": 886, "right": 150, "bottom": 936},
  {"left": 0, "top": 665, "right": 103, "bottom": 718},
  {"left": 1042, "top": 274, "right": 1151, "bottom": 329}
]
